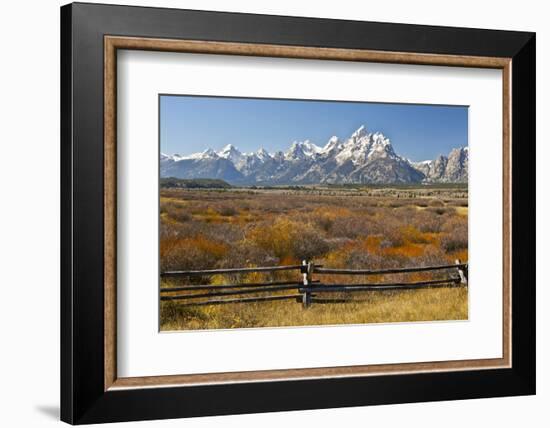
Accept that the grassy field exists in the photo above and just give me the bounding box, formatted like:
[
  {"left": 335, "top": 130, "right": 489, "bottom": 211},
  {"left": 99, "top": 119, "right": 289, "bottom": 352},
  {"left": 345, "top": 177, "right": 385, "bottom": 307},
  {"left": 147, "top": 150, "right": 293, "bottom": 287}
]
[{"left": 159, "top": 185, "right": 468, "bottom": 330}]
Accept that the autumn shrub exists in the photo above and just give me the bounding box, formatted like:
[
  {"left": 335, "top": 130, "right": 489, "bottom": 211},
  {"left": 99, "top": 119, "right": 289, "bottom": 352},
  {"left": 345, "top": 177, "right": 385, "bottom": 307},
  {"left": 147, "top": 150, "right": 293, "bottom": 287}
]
[
  {"left": 441, "top": 216, "right": 468, "bottom": 234},
  {"left": 345, "top": 248, "right": 387, "bottom": 270},
  {"left": 160, "top": 235, "right": 228, "bottom": 271},
  {"left": 375, "top": 218, "right": 404, "bottom": 247},
  {"left": 205, "top": 222, "right": 244, "bottom": 242},
  {"left": 331, "top": 215, "right": 379, "bottom": 239},
  {"left": 217, "top": 205, "right": 238, "bottom": 217},
  {"left": 412, "top": 210, "right": 445, "bottom": 233},
  {"left": 440, "top": 234, "right": 468, "bottom": 253},
  {"left": 380, "top": 237, "right": 399, "bottom": 249},
  {"left": 161, "top": 199, "right": 190, "bottom": 221},
  {"left": 386, "top": 200, "right": 403, "bottom": 208},
  {"left": 413, "top": 246, "right": 449, "bottom": 266},
  {"left": 429, "top": 199, "right": 445, "bottom": 207},
  {"left": 170, "top": 209, "right": 192, "bottom": 223},
  {"left": 166, "top": 220, "right": 244, "bottom": 246},
  {"left": 440, "top": 216, "right": 468, "bottom": 253},
  {"left": 292, "top": 227, "right": 330, "bottom": 260},
  {"left": 247, "top": 218, "right": 329, "bottom": 261},
  {"left": 216, "top": 241, "right": 275, "bottom": 269},
  {"left": 394, "top": 206, "right": 416, "bottom": 220},
  {"left": 247, "top": 218, "right": 296, "bottom": 259},
  {"left": 426, "top": 207, "right": 448, "bottom": 216},
  {"left": 400, "top": 225, "right": 430, "bottom": 244},
  {"left": 362, "top": 207, "right": 378, "bottom": 216},
  {"left": 315, "top": 215, "right": 334, "bottom": 233}
]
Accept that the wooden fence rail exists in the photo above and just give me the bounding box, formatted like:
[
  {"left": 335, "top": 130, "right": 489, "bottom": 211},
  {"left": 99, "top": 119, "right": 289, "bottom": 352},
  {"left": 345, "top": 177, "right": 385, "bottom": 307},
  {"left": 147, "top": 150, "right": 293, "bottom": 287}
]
[
  {"left": 314, "top": 263, "right": 467, "bottom": 275},
  {"left": 160, "top": 280, "right": 318, "bottom": 292},
  {"left": 160, "top": 259, "right": 468, "bottom": 308},
  {"left": 177, "top": 294, "right": 304, "bottom": 306},
  {"left": 161, "top": 264, "right": 312, "bottom": 277}
]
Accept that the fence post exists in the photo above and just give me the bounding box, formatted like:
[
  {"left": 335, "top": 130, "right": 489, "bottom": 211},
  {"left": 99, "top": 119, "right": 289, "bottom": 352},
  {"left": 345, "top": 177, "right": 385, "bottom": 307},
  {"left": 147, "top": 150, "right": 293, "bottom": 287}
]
[
  {"left": 455, "top": 259, "right": 468, "bottom": 285},
  {"left": 302, "top": 260, "right": 313, "bottom": 308}
]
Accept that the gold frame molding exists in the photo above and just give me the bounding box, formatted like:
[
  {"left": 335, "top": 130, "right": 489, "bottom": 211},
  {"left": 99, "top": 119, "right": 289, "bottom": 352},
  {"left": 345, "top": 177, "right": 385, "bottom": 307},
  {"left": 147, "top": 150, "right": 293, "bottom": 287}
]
[{"left": 104, "top": 35, "right": 512, "bottom": 391}]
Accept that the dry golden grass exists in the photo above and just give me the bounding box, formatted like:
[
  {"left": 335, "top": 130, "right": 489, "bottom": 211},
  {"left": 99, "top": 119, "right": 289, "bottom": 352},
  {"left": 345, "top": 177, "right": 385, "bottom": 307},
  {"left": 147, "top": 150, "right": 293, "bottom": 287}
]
[
  {"left": 159, "top": 186, "right": 468, "bottom": 330},
  {"left": 160, "top": 287, "right": 468, "bottom": 330}
]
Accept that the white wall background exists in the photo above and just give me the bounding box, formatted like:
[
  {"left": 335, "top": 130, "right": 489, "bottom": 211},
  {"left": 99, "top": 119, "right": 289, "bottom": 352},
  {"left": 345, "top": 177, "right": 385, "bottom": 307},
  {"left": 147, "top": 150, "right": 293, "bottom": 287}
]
[{"left": 0, "top": 0, "right": 546, "bottom": 426}]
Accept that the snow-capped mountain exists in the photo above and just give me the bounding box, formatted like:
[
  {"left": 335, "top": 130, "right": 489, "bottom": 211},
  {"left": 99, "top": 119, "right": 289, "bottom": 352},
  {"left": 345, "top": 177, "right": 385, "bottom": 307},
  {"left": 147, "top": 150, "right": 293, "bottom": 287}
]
[
  {"left": 218, "top": 144, "right": 245, "bottom": 165},
  {"left": 160, "top": 148, "right": 243, "bottom": 182},
  {"left": 160, "top": 125, "right": 468, "bottom": 185}
]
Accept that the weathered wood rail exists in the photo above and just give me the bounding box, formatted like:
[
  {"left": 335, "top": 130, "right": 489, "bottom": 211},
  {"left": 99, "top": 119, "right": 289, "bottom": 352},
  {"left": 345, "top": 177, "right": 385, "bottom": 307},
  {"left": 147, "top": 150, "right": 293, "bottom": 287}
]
[{"left": 160, "top": 259, "right": 468, "bottom": 308}]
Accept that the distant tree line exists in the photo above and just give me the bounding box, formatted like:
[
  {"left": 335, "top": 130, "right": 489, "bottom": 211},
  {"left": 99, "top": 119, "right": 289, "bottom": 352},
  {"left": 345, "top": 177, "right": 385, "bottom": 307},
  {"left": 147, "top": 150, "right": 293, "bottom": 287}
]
[{"left": 160, "top": 177, "right": 232, "bottom": 189}]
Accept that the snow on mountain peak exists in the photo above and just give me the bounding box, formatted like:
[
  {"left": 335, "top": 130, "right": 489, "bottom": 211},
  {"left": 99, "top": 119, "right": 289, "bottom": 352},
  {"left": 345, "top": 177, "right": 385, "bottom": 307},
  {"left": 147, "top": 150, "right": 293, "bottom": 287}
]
[
  {"left": 219, "top": 143, "right": 238, "bottom": 153},
  {"left": 351, "top": 125, "right": 367, "bottom": 139},
  {"left": 218, "top": 144, "right": 244, "bottom": 162},
  {"left": 285, "top": 142, "right": 303, "bottom": 161},
  {"left": 177, "top": 148, "right": 220, "bottom": 160},
  {"left": 201, "top": 148, "right": 218, "bottom": 157},
  {"left": 301, "top": 140, "right": 322, "bottom": 156},
  {"left": 321, "top": 136, "right": 342, "bottom": 154},
  {"left": 256, "top": 147, "right": 271, "bottom": 161},
  {"left": 332, "top": 126, "right": 397, "bottom": 165},
  {"left": 372, "top": 132, "right": 389, "bottom": 144},
  {"left": 284, "top": 140, "right": 322, "bottom": 161}
]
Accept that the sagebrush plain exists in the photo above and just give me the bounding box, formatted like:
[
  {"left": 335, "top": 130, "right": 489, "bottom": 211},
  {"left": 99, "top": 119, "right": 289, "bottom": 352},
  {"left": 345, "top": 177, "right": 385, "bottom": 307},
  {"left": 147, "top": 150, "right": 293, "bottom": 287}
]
[{"left": 159, "top": 184, "right": 468, "bottom": 331}]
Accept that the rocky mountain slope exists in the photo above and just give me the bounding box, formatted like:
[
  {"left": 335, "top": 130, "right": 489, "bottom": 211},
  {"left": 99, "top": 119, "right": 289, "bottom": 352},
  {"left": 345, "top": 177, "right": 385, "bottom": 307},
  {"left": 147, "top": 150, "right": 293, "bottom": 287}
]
[{"left": 411, "top": 147, "right": 468, "bottom": 183}]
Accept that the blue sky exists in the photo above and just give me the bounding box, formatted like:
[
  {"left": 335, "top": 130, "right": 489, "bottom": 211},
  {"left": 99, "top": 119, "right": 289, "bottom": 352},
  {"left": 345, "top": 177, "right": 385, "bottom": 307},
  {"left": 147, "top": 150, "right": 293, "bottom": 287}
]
[{"left": 160, "top": 95, "right": 468, "bottom": 162}]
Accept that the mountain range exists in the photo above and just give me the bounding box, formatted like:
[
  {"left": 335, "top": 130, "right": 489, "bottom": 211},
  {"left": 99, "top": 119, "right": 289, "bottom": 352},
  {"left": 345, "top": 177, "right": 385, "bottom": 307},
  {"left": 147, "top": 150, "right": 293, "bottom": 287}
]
[{"left": 160, "top": 125, "right": 468, "bottom": 185}]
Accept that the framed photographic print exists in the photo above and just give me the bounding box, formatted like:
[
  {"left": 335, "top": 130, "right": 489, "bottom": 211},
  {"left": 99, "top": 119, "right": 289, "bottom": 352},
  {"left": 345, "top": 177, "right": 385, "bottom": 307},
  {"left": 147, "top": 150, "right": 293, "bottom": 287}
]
[
  {"left": 157, "top": 95, "right": 471, "bottom": 331},
  {"left": 61, "top": 2, "right": 535, "bottom": 424}
]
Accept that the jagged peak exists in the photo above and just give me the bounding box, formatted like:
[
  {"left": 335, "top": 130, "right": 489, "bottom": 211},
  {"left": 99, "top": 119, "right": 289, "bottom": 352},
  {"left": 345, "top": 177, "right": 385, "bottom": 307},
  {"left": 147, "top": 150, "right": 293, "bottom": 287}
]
[
  {"left": 284, "top": 141, "right": 306, "bottom": 160},
  {"left": 284, "top": 140, "right": 322, "bottom": 160},
  {"left": 220, "top": 143, "right": 240, "bottom": 153},
  {"left": 321, "top": 136, "right": 342, "bottom": 154},
  {"left": 371, "top": 131, "right": 390, "bottom": 143},
  {"left": 177, "top": 148, "right": 219, "bottom": 160},
  {"left": 449, "top": 146, "right": 469, "bottom": 156},
  {"left": 256, "top": 147, "right": 271, "bottom": 159},
  {"left": 351, "top": 124, "right": 367, "bottom": 139}
]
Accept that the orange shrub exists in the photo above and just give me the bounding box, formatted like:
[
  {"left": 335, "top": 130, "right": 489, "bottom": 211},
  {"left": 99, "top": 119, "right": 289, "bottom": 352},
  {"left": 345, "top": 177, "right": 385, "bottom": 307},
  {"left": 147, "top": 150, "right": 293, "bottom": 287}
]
[
  {"left": 381, "top": 242, "right": 425, "bottom": 258},
  {"left": 247, "top": 218, "right": 297, "bottom": 259},
  {"left": 400, "top": 225, "right": 430, "bottom": 244},
  {"left": 362, "top": 236, "right": 383, "bottom": 253},
  {"left": 247, "top": 218, "right": 329, "bottom": 261},
  {"left": 160, "top": 235, "right": 228, "bottom": 270}
]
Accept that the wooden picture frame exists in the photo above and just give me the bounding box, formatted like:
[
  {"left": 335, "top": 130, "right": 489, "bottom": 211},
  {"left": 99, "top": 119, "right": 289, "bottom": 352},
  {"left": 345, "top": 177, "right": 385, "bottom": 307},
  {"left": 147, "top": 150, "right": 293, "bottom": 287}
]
[{"left": 61, "top": 2, "right": 535, "bottom": 424}]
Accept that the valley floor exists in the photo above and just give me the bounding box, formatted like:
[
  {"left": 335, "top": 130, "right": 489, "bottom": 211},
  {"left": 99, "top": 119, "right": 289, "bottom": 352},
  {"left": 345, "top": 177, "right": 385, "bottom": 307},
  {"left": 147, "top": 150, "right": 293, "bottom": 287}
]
[{"left": 159, "top": 185, "right": 468, "bottom": 330}]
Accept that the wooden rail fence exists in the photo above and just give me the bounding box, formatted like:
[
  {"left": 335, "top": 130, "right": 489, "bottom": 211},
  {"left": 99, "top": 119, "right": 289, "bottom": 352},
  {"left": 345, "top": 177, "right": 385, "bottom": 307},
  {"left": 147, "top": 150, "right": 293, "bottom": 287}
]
[{"left": 160, "top": 259, "right": 468, "bottom": 309}]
